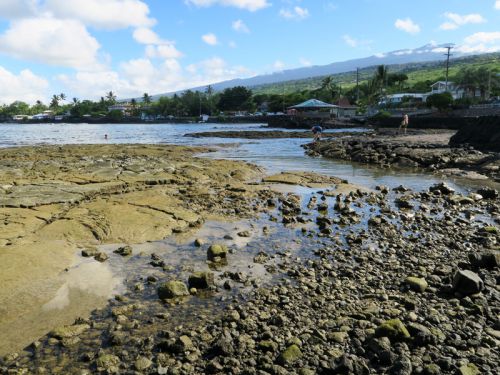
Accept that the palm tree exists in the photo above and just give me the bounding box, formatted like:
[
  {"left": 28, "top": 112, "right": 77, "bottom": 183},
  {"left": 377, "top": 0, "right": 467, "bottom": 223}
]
[
  {"left": 321, "top": 76, "right": 338, "bottom": 101},
  {"left": 143, "top": 93, "right": 152, "bottom": 105},
  {"left": 50, "top": 94, "right": 59, "bottom": 109},
  {"left": 374, "top": 65, "right": 388, "bottom": 92},
  {"left": 59, "top": 93, "right": 66, "bottom": 103},
  {"left": 106, "top": 91, "right": 117, "bottom": 104},
  {"left": 72, "top": 97, "right": 79, "bottom": 105}
]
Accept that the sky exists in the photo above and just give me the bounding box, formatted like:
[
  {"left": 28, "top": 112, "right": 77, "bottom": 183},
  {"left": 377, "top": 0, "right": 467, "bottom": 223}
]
[{"left": 0, "top": 0, "right": 499, "bottom": 104}]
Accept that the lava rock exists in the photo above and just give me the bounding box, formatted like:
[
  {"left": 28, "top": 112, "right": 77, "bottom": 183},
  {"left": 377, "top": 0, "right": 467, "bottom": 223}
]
[
  {"left": 452, "top": 270, "right": 484, "bottom": 296},
  {"left": 157, "top": 281, "right": 189, "bottom": 299}
]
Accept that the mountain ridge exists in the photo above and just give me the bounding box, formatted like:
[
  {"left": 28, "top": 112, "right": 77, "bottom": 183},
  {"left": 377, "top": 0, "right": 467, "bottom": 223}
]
[{"left": 148, "top": 44, "right": 488, "bottom": 99}]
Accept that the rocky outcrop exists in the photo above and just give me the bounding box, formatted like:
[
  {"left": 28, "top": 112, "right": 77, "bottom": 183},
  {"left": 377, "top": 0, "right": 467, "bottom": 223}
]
[
  {"left": 449, "top": 116, "right": 500, "bottom": 152},
  {"left": 305, "top": 131, "right": 500, "bottom": 181}
]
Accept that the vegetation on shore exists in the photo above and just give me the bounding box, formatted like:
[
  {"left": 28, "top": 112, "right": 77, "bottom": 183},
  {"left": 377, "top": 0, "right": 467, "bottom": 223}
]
[{"left": 1, "top": 53, "right": 499, "bottom": 121}]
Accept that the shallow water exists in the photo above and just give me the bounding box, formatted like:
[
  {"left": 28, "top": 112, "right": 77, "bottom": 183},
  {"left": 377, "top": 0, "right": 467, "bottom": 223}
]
[{"left": 0, "top": 122, "right": 496, "bottom": 193}]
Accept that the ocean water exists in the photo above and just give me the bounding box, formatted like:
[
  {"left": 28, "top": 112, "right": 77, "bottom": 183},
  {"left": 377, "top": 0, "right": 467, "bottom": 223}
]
[{"left": 0, "top": 122, "right": 495, "bottom": 192}]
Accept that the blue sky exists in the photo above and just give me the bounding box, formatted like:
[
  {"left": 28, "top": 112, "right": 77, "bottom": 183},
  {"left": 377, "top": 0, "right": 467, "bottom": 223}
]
[{"left": 0, "top": 0, "right": 499, "bottom": 103}]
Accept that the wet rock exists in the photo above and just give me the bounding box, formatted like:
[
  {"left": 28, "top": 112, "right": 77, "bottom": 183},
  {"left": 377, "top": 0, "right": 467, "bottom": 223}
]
[
  {"left": 207, "top": 244, "right": 228, "bottom": 261},
  {"left": 405, "top": 276, "right": 428, "bottom": 292},
  {"left": 332, "top": 354, "right": 370, "bottom": 375},
  {"left": 113, "top": 245, "right": 132, "bottom": 256},
  {"left": 458, "top": 363, "right": 480, "bottom": 375},
  {"left": 259, "top": 340, "right": 278, "bottom": 352},
  {"left": 329, "top": 331, "right": 348, "bottom": 344},
  {"left": 49, "top": 324, "right": 90, "bottom": 339},
  {"left": 173, "top": 335, "right": 194, "bottom": 352},
  {"left": 429, "top": 182, "right": 455, "bottom": 195},
  {"left": 253, "top": 251, "right": 269, "bottom": 264},
  {"left": 237, "top": 230, "right": 251, "bottom": 237},
  {"left": 375, "top": 319, "right": 411, "bottom": 341},
  {"left": 157, "top": 281, "right": 189, "bottom": 299},
  {"left": 94, "top": 252, "right": 109, "bottom": 262},
  {"left": 468, "top": 251, "right": 500, "bottom": 269},
  {"left": 390, "top": 356, "right": 412, "bottom": 375},
  {"left": 96, "top": 354, "right": 121, "bottom": 373},
  {"left": 134, "top": 356, "right": 152, "bottom": 371},
  {"left": 194, "top": 238, "right": 204, "bottom": 247},
  {"left": 476, "top": 187, "right": 498, "bottom": 199},
  {"left": 81, "top": 248, "right": 98, "bottom": 257},
  {"left": 188, "top": 272, "right": 214, "bottom": 289},
  {"left": 452, "top": 270, "right": 484, "bottom": 296},
  {"left": 277, "top": 344, "right": 302, "bottom": 365}
]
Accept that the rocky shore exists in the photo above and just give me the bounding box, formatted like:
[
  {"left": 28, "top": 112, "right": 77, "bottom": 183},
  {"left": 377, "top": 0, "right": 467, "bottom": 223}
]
[
  {"left": 305, "top": 129, "right": 500, "bottom": 182},
  {"left": 184, "top": 130, "right": 367, "bottom": 139},
  {"left": 1, "top": 144, "right": 499, "bottom": 375}
]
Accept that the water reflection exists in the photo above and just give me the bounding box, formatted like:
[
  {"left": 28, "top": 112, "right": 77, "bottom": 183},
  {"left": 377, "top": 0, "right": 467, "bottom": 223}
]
[{"left": 42, "top": 259, "right": 124, "bottom": 311}]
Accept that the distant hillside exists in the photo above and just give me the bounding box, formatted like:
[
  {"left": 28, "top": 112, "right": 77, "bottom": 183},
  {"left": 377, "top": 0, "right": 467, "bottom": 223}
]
[
  {"left": 149, "top": 44, "right": 499, "bottom": 100},
  {"left": 251, "top": 53, "right": 500, "bottom": 95}
]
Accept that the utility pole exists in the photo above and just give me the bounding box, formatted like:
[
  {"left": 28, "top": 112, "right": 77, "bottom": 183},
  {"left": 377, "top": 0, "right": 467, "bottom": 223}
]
[
  {"left": 444, "top": 45, "right": 453, "bottom": 91},
  {"left": 356, "top": 68, "right": 360, "bottom": 103}
]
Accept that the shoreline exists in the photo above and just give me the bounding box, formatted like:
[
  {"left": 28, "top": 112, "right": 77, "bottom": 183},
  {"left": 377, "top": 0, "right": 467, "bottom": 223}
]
[
  {"left": 1, "top": 143, "right": 499, "bottom": 374},
  {"left": 305, "top": 129, "right": 500, "bottom": 184}
]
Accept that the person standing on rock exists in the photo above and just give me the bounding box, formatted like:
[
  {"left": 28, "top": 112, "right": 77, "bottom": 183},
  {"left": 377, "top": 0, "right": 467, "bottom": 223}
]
[
  {"left": 311, "top": 124, "right": 323, "bottom": 142},
  {"left": 399, "top": 113, "right": 409, "bottom": 135}
]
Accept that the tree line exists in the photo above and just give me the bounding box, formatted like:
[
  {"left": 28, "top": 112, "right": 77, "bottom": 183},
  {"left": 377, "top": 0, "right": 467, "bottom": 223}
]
[{"left": 1, "top": 65, "right": 498, "bottom": 119}]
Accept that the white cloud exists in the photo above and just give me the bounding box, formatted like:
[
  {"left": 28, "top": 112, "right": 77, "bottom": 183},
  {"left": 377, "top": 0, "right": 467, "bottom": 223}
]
[
  {"left": 45, "top": 0, "right": 155, "bottom": 30},
  {"left": 0, "top": 17, "right": 101, "bottom": 69},
  {"left": 59, "top": 57, "right": 254, "bottom": 99},
  {"left": 145, "top": 44, "right": 183, "bottom": 59},
  {"left": 395, "top": 18, "right": 420, "bottom": 34},
  {"left": 0, "top": 66, "right": 49, "bottom": 104},
  {"left": 374, "top": 53, "right": 386, "bottom": 58},
  {"left": 455, "top": 31, "right": 500, "bottom": 53},
  {"left": 202, "top": 33, "right": 218, "bottom": 45},
  {"left": 464, "top": 31, "right": 500, "bottom": 44},
  {"left": 232, "top": 19, "right": 250, "bottom": 33},
  {"left": 133, "top": 28, "right": 164, "bottom": 45},
  {"left": 439, "top": 12, "right": 485, "bottom": 30},
  {"left": 440, "top": 22, "right": 458, "bottom": 31},
  {"left": 0, "top": 0, "right": 37, "bottom": 19},
  {"left": 185, "top": 0, "right": 271, "bottom": 12},
  {"left": 273, "top": 60, "right": 285, "bottom": 71},
  {"left": 279, "top": 6, "right": 309, "bottom": 20},
  {"left": 343, "top": 35, "right": 358, "bottom": 47},
  {"left": 495, "top": 1, "right": 500, "bottom": 10},
  {"left": 299, "top": 57, "right": 312, "bottom": 67},
  {"left": 133, "top": 28, "right": 183, "bottom": 59}
]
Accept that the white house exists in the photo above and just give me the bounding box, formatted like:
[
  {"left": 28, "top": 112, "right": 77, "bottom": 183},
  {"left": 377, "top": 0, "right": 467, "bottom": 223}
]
[
  {"left": 429, "top": 81, "right": 467, "bottom": 100},
  {"left": 380, "top": 93, "right": 425, "bottom": 105}
]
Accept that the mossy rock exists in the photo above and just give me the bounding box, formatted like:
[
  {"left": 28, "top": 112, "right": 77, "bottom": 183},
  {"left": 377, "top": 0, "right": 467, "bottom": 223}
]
[
  {"left": 49, "top": 324, "right": 90, "bottom": 339},
  {"left": 114, "top": 245, "right": 132, "bottom": 256},
  {"left": 277, "top": 344, "right": 302, "bottom": 365},
  {"left": 375, "top": 319, "right": 411, "bottom": 341},
  {"left": 459, "top": 363, "right": 480, "bottom": 375},
  {"left": 96, "top": 354, "right": 121, "bottom": 372},
  {"left": 483, "top": 226, "right": 498, "bottom": 234},
  {"left": 157, "top": 280, "right": 189, "bottom": 299},
  {"left": 207, "top": 244, "right": 228, "bottom": 261},
  {"left": 405, "top": 276, "right": 428, "bottom": 292}
]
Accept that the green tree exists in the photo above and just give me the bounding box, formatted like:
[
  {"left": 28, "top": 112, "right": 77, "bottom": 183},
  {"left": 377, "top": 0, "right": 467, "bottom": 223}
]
[
  {"left": 106, "top": 91, "right": 117, "bottom": 104},
  {"left": 143, "top": 93, "right": 152, "bottom": 105},
  {"left": 217, "top": 86, "right": 254, "bottom": 112},
  {"left": 426, "top": 92, "right": 453, "bottom": 111},
  {"left": 49, "top": 95, "right": 60, "bottom": 109}
]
